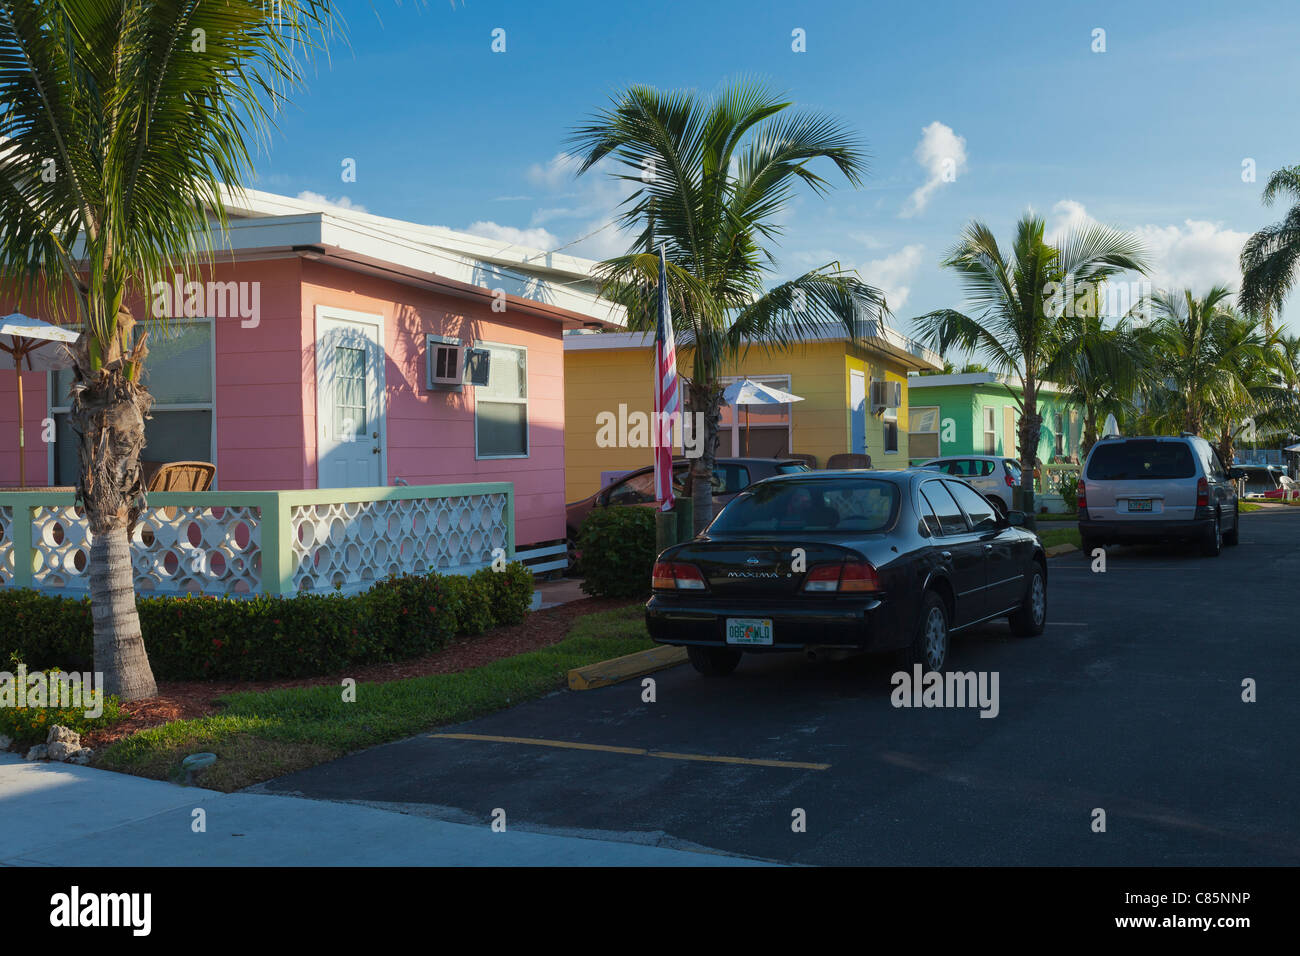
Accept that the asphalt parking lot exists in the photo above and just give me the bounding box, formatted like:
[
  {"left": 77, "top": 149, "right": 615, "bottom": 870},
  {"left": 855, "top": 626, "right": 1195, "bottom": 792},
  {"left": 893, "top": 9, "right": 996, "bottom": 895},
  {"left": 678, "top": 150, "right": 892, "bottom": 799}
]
[{"left": 256, "top": 509, "right": 1300, "bottom": 865}]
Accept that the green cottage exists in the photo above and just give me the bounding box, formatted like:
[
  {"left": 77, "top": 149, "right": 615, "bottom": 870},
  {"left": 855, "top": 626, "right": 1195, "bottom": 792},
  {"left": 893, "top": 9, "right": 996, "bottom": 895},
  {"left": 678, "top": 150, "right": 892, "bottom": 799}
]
[{"left": 905, "top": 372, "right": 1085, "bottom": 468}]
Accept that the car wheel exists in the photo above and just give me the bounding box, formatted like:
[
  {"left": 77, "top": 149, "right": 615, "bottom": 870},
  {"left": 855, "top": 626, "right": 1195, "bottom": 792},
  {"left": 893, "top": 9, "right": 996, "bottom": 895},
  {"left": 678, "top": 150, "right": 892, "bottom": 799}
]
[
  {"left": 687, "top": 645, "right": 742, "bottom": 677},
  {"left": 1008, "top": 562, "right": 1047, "bottom": 637},
  {"left": 901, "top": 591, "right": 949, "bottom": 672},
  {"left": 1223, "top": 505, "right": 1240, "bottom": 546},
  {"left": 1200, "top": 512, "right": 1222, "bottom": 557}
]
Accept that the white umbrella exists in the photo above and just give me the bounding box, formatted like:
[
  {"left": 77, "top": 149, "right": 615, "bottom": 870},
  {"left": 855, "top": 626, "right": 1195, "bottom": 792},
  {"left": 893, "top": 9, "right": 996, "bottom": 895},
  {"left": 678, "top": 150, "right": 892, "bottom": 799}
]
[
  {"left": 0, "top": 313, "right": 80, "bottom": 488},
  {"left": 722, "top": 378, "right": 804, "bottom": 456}
]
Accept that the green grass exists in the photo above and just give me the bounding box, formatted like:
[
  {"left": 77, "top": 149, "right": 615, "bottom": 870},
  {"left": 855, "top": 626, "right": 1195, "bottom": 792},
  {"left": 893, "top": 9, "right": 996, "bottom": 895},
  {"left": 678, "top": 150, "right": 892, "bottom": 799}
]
[
  {"left": 1036, "top": 526, "right": 1082, "bottom": 549},
  {"left": 97, "top": 604, "right": 652, "bottom": 791},
  {"left": 1239, "top": 501, "right": 1264, "bottom": 513}
]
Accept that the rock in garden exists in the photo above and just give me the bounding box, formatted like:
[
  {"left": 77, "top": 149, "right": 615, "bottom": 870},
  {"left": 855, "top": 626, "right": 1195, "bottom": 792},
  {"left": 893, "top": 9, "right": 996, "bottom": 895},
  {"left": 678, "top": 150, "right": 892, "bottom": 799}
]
[
  {"left": 0, "top": 734, "right": 11, "bottom": 751},
  {"left": 47, "top": 725, "right": 81, "bottom": 748},
  {"left": 47, "top": 741, "right": 81, "bottom": 762},
  {"left": 69, "top": 749, "right": 93, "bottom": 766},
  {"left": 26, "top": 744, "right": 48, "bottom": 761}
]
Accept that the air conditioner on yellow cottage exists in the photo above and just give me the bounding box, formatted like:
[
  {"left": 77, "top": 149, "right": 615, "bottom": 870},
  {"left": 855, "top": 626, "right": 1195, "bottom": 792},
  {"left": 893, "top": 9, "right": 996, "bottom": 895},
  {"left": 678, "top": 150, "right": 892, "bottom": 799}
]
[{"left": 870, "top": 379, "right": 902, "bottom": 413}]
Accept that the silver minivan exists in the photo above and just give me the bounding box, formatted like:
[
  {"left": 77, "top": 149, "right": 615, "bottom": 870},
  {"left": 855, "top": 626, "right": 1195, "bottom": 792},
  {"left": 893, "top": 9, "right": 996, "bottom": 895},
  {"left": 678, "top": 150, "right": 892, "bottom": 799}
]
[{"left": 1077, "top": 435, "right": 1243, "bottom": 556}]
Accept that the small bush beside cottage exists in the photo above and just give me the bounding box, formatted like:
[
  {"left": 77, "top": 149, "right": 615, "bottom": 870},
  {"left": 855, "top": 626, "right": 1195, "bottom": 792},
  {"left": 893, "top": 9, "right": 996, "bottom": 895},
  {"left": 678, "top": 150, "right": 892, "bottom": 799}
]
[
  {"left": 576, "top": 506, "right": 657, "bottom": 599},
  {"left": 0, "top": 563, "right": 535, "bottom": 682}
]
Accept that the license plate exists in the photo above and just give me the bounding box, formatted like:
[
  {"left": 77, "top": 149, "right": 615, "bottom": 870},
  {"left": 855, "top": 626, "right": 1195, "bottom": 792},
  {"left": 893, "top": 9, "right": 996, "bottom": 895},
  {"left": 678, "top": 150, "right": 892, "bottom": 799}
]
[
  {"left": 726, "top": 618, "right": 773, "bottom": 645},
  {"left": 1127, "top": 498, "right": 1153, "bottom": 512}
]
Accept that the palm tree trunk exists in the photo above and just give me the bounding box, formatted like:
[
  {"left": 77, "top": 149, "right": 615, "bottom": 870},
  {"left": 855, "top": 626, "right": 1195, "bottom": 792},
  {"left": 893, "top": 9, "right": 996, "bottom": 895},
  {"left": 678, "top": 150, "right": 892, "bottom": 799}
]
[
  {"left": 72, "top": 358, "right": 158, "bottom": 700},
  {"left": 1217, "top": 426, "right": 1235, "bottom": 469},
  {"left": 1019, "top": 383, "right": 1042, "bottom": 518},
  {"left": 688, "top": 380, "right": 723, "bottom": 534},
  {"left": 1081, "top": 410, "right": 1099, "bottom": 460}
]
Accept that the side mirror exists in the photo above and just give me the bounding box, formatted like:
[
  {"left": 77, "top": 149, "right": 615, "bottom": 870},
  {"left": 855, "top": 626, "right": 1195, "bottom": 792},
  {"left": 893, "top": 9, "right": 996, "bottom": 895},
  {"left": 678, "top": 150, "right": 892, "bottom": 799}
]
[{"left": 1005, "top": 510, "right": 1027, "bottom": 527}]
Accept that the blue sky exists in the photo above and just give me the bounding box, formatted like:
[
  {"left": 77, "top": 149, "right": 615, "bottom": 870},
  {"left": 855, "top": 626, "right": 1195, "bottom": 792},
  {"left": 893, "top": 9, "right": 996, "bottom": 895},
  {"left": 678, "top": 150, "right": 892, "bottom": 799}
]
[{"left": 252, "top": 0, "right": 1300, "bottom": 336}]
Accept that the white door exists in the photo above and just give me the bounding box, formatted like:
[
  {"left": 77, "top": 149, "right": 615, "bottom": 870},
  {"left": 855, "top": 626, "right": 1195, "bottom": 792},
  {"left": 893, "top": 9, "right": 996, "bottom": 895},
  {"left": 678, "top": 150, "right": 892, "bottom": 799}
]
[
  {"left": 316, "top": 311, "right": 385, "bottom": 488},
  {"left": 849, "top": 369, "right": 867, "bottom": 455}
]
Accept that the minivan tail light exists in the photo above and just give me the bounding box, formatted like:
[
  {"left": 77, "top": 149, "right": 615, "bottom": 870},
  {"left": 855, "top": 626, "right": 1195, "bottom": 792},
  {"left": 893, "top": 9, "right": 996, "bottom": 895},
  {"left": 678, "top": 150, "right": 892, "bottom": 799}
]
[
  {"left": 803, "top": 561, "right": 880, "bottom": 593},
  {"left": 652, "top": 561, "right": 706, "bottom": 591},
  {"left": 1076, "top": 479, "right": 1087, "bottom": 510},
  {"left": 1196, "top": 477, "right": 1209, "bottom": 507}
]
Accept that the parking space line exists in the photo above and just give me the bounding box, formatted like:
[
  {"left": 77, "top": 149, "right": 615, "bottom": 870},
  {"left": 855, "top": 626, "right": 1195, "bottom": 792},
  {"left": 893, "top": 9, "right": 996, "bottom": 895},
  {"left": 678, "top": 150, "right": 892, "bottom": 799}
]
[
  {"left": 429, "top": 733, "right": 829, "bottom": 771},
  {"left": 430, "top": 733, "right": 646, "bottom": 755}
]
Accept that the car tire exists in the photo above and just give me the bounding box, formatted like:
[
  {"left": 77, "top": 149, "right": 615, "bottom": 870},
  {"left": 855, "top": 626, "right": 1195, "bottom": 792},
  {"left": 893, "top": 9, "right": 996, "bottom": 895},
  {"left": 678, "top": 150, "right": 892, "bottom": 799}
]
[
  {"left": 1200, "top": 512, "right": 1223, "bottom": 557},
  {"left": 901, "top": 591, "right": 949, "bottom": 672},
  {"left": 687, "top": 645, "right": 742, "bottom": 677},
  {"left": 1223, "top": 505, "right": 1240, "bottom": 546},
  {"left": 1008, "top": 562, "right": 1047, "bottom": 637}
]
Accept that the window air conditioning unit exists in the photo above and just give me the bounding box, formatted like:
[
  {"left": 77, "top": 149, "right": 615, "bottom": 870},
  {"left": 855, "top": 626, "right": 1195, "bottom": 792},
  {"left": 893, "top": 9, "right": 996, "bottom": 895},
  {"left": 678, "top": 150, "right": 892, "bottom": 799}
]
[
  {"left": 870, "top": 379, "right": 902, "bottom": 413},
  {"left": 426, "top": 335, "right": 490, "bottom": 390}
]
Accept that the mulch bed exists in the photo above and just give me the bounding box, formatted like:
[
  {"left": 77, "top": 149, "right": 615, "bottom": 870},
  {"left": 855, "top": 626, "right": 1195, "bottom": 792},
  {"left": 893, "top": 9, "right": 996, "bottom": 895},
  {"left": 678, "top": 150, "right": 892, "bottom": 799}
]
[{"left": 81, "top": 595, "right": 636, "bottom": 750}]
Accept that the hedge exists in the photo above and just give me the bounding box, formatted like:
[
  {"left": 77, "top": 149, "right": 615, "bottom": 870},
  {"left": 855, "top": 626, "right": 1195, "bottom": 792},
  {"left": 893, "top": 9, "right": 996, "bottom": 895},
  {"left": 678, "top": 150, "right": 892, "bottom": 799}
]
[
  {"left": 577, "top": 506, "right": 657, "bottom": 599},
  {"left": 0, "top": 561, "right": 535, "bottom": 682}
]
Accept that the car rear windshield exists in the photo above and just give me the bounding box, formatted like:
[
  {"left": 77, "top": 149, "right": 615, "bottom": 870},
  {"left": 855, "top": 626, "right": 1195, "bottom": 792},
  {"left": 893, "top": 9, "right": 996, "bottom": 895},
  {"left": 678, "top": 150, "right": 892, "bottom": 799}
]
[
  {"left": 708, "top": 478, "right": 899, "bottom": 534},
  {"left": 775, "top": 461, "right": 812, "bottom": 474},
  {"left": 1003, "top": 460, "right": 1022, "bottom": 482},
  {"left": 1086, "top": 441, "right": 1196, "bottom": 480}
]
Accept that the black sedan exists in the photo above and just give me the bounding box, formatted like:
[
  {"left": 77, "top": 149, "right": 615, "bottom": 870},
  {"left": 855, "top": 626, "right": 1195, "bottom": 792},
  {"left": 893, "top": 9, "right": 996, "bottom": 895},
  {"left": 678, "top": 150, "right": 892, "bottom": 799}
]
[{"left": 645, "top": 469, "right": 1047, "bottom": 676}]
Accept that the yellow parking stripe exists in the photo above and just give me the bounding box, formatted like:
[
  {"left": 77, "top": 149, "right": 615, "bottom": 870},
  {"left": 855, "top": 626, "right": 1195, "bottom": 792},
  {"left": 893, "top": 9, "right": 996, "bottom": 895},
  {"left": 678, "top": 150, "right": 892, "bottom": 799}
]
[
  {"left": 428, "top": 733, "right": 828, "bottom": 770},
  {"left": 430, "top": 733, "right": 646, "bottom": 755},
  {"left": 648, "top": 751, "right": 831, "bottom": 771}
]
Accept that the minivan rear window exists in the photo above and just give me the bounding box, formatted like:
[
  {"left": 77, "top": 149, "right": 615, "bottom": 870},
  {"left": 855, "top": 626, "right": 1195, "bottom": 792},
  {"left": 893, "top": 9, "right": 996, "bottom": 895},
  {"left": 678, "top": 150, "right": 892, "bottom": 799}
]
[{"left": 1086, "top": 441, "right": 1196, "bottom": 480}]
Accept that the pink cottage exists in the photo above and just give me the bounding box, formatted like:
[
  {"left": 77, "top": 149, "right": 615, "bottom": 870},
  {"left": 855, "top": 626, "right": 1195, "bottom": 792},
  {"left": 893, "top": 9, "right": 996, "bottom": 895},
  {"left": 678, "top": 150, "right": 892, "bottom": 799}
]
[{"left": 0, "top": 189, "right": 623, "bottom": 561}]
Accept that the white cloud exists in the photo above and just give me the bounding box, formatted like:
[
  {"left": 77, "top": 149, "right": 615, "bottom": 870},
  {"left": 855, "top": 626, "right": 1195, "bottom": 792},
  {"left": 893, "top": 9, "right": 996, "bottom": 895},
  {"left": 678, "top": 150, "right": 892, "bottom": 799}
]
[
  {"left": 296, "top": 191, "right": 367, "bottom": 214},
  {"left": 1046, "top": 199, "right": 1250, "bottom": 298},
  {"left": 901, "top": 122, "right": 967, "bottom": 218},
  {"left": 463, "top": 221, "right": 560, "bottom": 251},
  {"left": 526, "top": 152, "right": 583, "bottom": 190},
  {"left": 864, "top": 244, "right": 925, "bottom": 312}
]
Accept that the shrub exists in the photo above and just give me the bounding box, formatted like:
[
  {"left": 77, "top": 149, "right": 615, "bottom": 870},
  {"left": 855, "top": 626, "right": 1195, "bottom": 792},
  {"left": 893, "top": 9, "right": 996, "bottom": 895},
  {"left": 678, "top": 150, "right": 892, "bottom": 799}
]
[
  {"left": 0, "top": 658, "right": 126, "bottom": 749},
  {"left": 577, "top": 506, "right": 657, "bottom": 598},
  {"left": 473, "top": 562, "right": 534, "bottom": 627},
  {"left": 0, "top": 562, "right": 535, "bottom": 682},
  {"left": 1058, "top": 469, "right": 1080, "bottom": 513}
]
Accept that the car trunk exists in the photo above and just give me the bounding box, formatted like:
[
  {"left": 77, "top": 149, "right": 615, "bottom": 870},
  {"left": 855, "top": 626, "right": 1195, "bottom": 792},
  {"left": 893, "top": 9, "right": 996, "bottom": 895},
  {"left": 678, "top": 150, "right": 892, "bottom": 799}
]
[{"left": 669, "top": 539, "right": 871, "bottom": 598}]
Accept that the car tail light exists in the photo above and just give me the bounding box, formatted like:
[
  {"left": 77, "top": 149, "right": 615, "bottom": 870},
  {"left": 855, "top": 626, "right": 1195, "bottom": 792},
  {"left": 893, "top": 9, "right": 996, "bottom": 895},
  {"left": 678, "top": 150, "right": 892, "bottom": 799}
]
[
  {"left": 1076, "top": 479, "right": 1087, "bottom": 510},
  {"left": 1005, "top": 472, "right": 1016, "bottom": 487},
  {"left": 802, "top": 561, "right": 880, "bottom": 593},
  {"left": 1197, "top": 477, "right": 1209, "bottom": 507},
  {"left": 651, "top": 561, "right": 706, "bottom": 591}
]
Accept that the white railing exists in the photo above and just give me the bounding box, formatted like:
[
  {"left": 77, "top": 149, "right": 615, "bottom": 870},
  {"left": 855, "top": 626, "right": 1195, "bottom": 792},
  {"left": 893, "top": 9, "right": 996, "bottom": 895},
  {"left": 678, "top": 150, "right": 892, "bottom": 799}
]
[{"left": 0, "top": 483, "right": 514, "bottom": 598}]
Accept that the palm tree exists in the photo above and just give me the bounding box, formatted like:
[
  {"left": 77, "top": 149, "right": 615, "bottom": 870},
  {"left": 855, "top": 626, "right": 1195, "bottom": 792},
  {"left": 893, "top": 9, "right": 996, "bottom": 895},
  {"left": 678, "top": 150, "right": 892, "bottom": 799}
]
[
  {"left": 568, "top": 82, "right": 886, "bottom": 531},
  {"left": 1043, "top": 285, "right": 1154, "bottom": 459},
  {"left": 1144, "top": 288, "right": 1275, "bottom": 457},
  {"left": 913, "top": 214, "right": 1147, "bottom": 515},
  {"left": 1240, "top": 165, "right": 1300, "bottom": 324},
  {"left": 0, "top": 0, "right": 334, "bottom": 699}
]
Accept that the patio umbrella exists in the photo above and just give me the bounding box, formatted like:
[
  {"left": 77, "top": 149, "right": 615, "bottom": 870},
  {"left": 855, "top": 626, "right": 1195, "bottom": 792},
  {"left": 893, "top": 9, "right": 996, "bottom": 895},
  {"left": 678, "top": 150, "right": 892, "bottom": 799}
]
[
  {"left": 722, "top": 378, "right": 804, "bottom": 456},
  {"left": 0, "top": 313, "right": 80, "bottom": 488}
]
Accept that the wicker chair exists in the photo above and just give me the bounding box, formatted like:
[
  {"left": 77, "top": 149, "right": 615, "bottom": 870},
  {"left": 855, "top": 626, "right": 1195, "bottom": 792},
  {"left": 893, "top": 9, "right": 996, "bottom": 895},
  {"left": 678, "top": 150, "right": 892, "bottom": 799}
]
[
  {"left": 146, "top": 460, "right": 215, "bottom": 492},
  {"left": 826, "top": 453, "right": 872, "bottom": 470}
]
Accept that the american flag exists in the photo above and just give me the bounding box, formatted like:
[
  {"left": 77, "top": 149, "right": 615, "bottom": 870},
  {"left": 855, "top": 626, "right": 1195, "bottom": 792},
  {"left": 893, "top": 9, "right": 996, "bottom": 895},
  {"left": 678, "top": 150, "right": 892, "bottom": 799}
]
[{"left": 653, "top": 247, "right": 681, "bottom": 511}]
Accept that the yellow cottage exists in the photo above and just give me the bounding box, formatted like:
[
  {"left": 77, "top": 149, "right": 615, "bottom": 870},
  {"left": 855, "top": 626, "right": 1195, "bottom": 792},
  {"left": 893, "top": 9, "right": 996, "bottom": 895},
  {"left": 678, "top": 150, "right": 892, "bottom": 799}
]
[{"left": 562, "top": 323, "right": 943, "bottom": 501}]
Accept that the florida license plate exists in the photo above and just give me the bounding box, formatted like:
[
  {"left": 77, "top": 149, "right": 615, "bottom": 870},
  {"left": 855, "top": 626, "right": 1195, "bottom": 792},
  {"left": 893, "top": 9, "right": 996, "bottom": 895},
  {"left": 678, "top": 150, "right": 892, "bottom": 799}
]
[
  {"left": 726, "top": 618, "right": 773, "bottom": 645},
  {"left": 1127, "top": 499, "right": 1153, "bottom": 512}
]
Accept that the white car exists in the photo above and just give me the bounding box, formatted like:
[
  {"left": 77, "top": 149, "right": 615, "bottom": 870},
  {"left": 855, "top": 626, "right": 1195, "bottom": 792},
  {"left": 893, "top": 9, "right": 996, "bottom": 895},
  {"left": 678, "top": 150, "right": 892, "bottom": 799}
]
[{"left": 918, "top": 455, "right": 1023, "bottom": 515}]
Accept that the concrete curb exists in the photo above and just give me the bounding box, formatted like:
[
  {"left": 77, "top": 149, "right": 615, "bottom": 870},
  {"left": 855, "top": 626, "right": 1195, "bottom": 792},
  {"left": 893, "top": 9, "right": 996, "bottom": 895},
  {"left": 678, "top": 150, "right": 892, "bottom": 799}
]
[
  {"left": 1045, "top": 543, "right": 1078, "bottom": 557},
  {"left": 568, "top": 645, "right": 688, "bottom": 691}
]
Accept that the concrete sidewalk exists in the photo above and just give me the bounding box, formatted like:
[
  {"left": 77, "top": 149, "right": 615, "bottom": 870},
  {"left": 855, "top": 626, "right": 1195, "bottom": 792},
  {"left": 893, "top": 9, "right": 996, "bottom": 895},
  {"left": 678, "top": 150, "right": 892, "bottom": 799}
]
[{"left": 0, "top": 754, "right": 765, "bottom": 866}]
